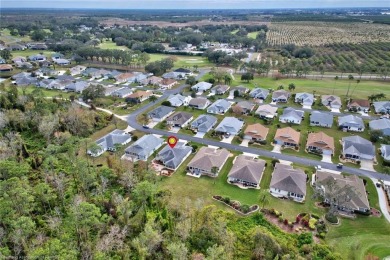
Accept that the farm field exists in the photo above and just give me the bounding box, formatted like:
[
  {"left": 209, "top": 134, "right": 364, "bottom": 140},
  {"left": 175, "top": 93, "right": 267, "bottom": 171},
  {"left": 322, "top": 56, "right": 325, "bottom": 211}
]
[
  {"left": 266, "top": 22, "right": 390, "bottom": 46},
  {"left": 148, "top": 53, "right": 212, "bottom": 68}
]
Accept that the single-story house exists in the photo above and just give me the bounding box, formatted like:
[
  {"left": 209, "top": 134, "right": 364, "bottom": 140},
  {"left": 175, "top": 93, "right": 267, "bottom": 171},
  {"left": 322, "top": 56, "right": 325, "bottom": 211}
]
[
  {"left": 270, "top": 163, "right": 307, "bottom": 202},
  {"left": 188, "top": 97, "right": 210, "bottom": 110},
  {"left": 215, "top": 117, "right": 244, "bottom": 136},
  {"left": 30, "top": 43, "right": 48, "bottom": 50},
  {"left": 342, "top": 136, "right": 375, "bottom": 162},
  {"left": 167, "top": 94, "right": 191, "bottom": 107},
  {"left": 159, "top": 78, "right": 177, "bottom": 89},
  {"left": 373, "top": 101, "right": 390, "bottom": 114},
  {"left": 126, "top": 91, "right": 152, "bottom": 103},
  {"left": 0, "top": 64, "right": 13, "bottom": 72},
  {"left": 230, "top": 85, "right": 249, "bottom": 97},
  {"left": 115, "top": 73, "right": 135, "bottom": 83},
  {"left": 70, "top": 65, "right": 87, "bottom": 76},
  {"left": 15, "top": 61, "right": 33, "bottom": 69},
  {"left": 279, "top": 107, "right": 305, "bottom": 125},
  {"left": 140, "top": 76, "right": 163, "bottom": 86},
  {"left": 255, "top": 104, "right": 278, "bottom": 119},
  {"left": 166, "top": 112, "right": 193, "bottom": 128},
  {"left": 338, "top": 115, "right": 365, "bottom": 132},
  {"left": 227, "top": 155, "right": 266, "bottom": 189},
  {"left": 53, "top": 59, "right": 71, "bottom": 66},
  {"left": 322, "top": 95, "right": 342, "bottom": 109},
  {"left": 207, "top": 99, "right": 232, "bottom": 115},
  {"left": 162, "top": 68, "right": 192, "bottom": 79},
  {"left": 65, "top": 81, "right": 89, "bottom": 93},
  {"left": 87, "top": 129, "right": 132, "bottom": 157},
  {"left": 310, "top": 111, "right": 333, "bottom": 128},
  {"left": 211, "top": 84, "right": 230, "bottom": 95},
  {"left": 348, "top": 99, "right": 370, "bottom": 112},
  {"left": 191, "top": 82, "right": 213, "bottom": 92},
  {"left": 313, "top": 170, "right": 370, "bottom": 214},
  {"left": 7, "top": 44, "right": 26, "bottom": 51},
  {"left": 232, "top": 101, "right": 255, "bottom": 115},
  {"left": 244, "top": 123, "right": 269, "bottom": 142},
  {"left": 104, "top": 86, "right": 122, "bottom": 97},
  {"left": 29, "top": 54, "right": 47, "bottom": 62},
  {"left": 155, "top": 142, "right": 192, "bottom": 170},
  {"left": 272, "top": 90, "right": 290, "bottom": 103},
  {"left": 0, "top": 58, "right": 5, "bottom": 64},
  {"left": 35, "top": 67, "right": 58, "bottom": 77},
  {"left": 295, "top": 92, "right": 314, "bottom": 107},
  {"left": 12, "top": 56, "right": 27, "bottom": 63},
  {"left": 111, "top": 87, "right": 133, "bottom": 98},
  {"left": 369, "top": 118, "right": 390, "bottom": 136},
  {"left": 250, "top": 88, "right": 270, "bottom": 100},
  {"left": 190, "top": 114, "right": 218, "bottom": 133},
  {"left": 187, "top": 147, "right": 230, "bottom": 177},
  {"left": 124, "top": 134, "right": 164, "bottom": 161},
  {"left": 14, "top": 76, "right": 38, "bottom": 86},
  {"left": 380, "top": 144, "right": 390, "bottom": 161},
  {"left": 306, "top": 132, "right": 335, "bottom": 155},
  {"left": 51, "top": 53, "right": 64, "bottom": 60},
  {"left": 148, "top": 106, "right": 175, "bottom": 122},
  {"left": 11, "top": 72, "right": 30, "bottom": 80},
  {"left": 274, "top": 127, "right": 300, "bottom": 147}
]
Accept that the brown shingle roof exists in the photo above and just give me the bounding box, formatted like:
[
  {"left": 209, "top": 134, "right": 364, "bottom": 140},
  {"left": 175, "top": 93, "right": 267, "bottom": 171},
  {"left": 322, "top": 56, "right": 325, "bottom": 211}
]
[
  {"left": 270, "top": 163, "right": 307, "bottom": 196},
  {"left": 275, "top": 127, "right": 300, "bottom": 145},
  {"left": 244, "top": 123, "right": 269, "bottom": 140},
  {"left": 228, "top": 155, "right": 266, "bottom": 184},
  {"left": 348, "top": 99, "right": 370, "bottom": 108},
  {"left": 128, "top": 90, "right": 151, "bottom": 99},
  {"left": 187, "top": 147, "right": 230, "bottom": 172},
  {"left": 306, "top": 131, "right": 335, "bottom": 152}
]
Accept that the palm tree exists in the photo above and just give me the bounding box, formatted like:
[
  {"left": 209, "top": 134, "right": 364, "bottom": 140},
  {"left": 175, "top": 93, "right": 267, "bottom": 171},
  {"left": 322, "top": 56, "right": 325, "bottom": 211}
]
[
  {"left": 149, "top": 95, "right": 158, "bottom": 103},
  {"left": 224, "top": 74, "right": 232, "bottom": 85},
  {"left": 350, "top": 80, "right": 360, "bottom": 97},
  {"left": 333, "top": 76, "right": 338, "bottom": 94},
  {"left": 346, "top": 75, "right": 354, "bottom": 98}
]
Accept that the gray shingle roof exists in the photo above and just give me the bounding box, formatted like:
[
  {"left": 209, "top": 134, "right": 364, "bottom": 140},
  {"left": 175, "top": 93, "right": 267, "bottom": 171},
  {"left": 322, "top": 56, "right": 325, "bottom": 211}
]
[
  {"left": 215, "top": 117, "right": 244, "bottom": 135},
  {"left": 228, "top": 155, "right": 266, "bottom": 184},
  {"left": 338, "top": 115, "right": 364, "bottom": 127},
  {"left": 191, "top": 81, "right": 212, "bottom": 91},
  {"left": 207, "top": 99, "right": 231, "bottom": 114},
  {"left": 168, "top": 94, "right": 187, "bottom": 106},
  {"left": 125, "top": 134, "right": 164, "bottom": 157},
  {"left": 148, "top": 106, "right": 175, "bottom": 120},
  {"left": 373, "top": 101, "right": 390, "bottom": 113},
  {"left": 191, "top": 115, "right": 217, "bottom": 133},
  {"left": 155, "top": 142, "right": 192, "bottom": 169},
  {"left": 166, "top": 112, "right": 193, "bottom": 126},
  {"left": 342, "top": 136, "right": 375, "bottom": 159},
  {"left": 270, "top": 163, "right": 307, "bottom": 196},
  {"left": 89, "top": 129, "right": 132, "bottom": 155},
  {"left": 280, "top": 107, "right": 304, "bottom": 120},
  {"left": 369, "top": 118, "right": 390, "bottom": 131},
  {"left": 250, "top": 88, "right": 269, "bottom": 99},
  {"left": 310, "top": 111, "right": 333, "bottom": 126}
]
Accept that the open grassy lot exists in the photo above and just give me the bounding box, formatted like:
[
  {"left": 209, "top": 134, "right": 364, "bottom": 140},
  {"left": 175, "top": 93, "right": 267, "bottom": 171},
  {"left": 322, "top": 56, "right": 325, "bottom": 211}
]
[
  {"left": 148, "top": 53, "right": 212, "bottom": 69},
  {"left": 247, "top": 31, "right": 259, "bottom": 39},
  {"left": 98, "top": 40, "right": 129, "bottom": 51},
  {"left": 11, "top": 50, "right": 55, "bottom": 58},
  {"left": 0, "top": 29, "right": 31, "bottom": 44}
]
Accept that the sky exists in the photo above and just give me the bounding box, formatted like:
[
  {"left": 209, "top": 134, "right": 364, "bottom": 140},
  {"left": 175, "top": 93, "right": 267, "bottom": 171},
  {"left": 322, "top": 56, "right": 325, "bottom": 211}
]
[{"left": 2, "top": 0, "right": 389, "bottom": 9}]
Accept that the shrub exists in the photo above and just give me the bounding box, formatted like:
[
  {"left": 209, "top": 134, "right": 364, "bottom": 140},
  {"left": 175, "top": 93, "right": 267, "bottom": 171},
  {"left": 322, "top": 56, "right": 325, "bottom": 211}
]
[
  {"left": 284, "top": 219, "right": 288, "bottom": 225},
  {"left": 297, "top": 232, "right": 313, "bottom": 247},
  {"left": 325, "top": 213, "right": 338, "bottom": 224},
  {"left": 309, "top": 218, "right": 317, "bottom": 230},
  {"left": 318, "top": 232, "right": 326, "bottom": 239},
  {"left": 241, "top": 204, "right": 250, "bottom": 214},
  {"left": 223, "top": 197, "right": 231, "bottom": 204},
  {"left": 131, "top": 136, "right": 138, "bottom": 142},
  {"left": 271, "top": 159, "right": 280, "bottom": 167},
  {"left": 296, "top": 215, "right": 301, "bottom": 223},
  {"left": 311, "top": 213, "right": 320, "bottom": 219},
  {"left": 278, "top": 216, "right": 284, "bottom": 222}
]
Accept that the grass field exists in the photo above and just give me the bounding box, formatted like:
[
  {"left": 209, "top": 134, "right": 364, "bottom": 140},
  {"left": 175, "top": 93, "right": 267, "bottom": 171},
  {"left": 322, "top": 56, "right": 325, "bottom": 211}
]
[
  {"left": 0, "top": 29, "right": 31, "bottom": 44},
  {"left": 203, "top": 74, "right": 390, "bottom": 100},
  {"left": 11, "top": 50, "right": 55, "bottom": 58},
  {"left": 98, "top": 40, "right": 129, "bottom": 51},
  {"left": 148, "top": 53, "right": 212, "bottom": 69},
  {"left": 247, "top": 31, "right": 259, "bottom": 39}
]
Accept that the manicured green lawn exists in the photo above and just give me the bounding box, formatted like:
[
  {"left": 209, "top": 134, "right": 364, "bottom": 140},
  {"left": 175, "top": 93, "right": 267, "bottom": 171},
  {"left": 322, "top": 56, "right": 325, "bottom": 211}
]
[
  {"left": 247, "top": 31, "right": 259, "bottom": 39},
  {"left": 201, "top": 74, "right": 390, "bottom": 100},
  {"left": 0, "top": 29, "right": 31, "bottom": 44},
  {"left": 98, "top": 40, "right": 129, "bottom": 51},
  {"left": 11, "top": 50, "right": 55, "bottom": 58},
  {"left": 18, "top": 86, "right": 74, "bottom": 99},
  {"left": 148, "top": 53, "right": 212, "bottom": 69}
]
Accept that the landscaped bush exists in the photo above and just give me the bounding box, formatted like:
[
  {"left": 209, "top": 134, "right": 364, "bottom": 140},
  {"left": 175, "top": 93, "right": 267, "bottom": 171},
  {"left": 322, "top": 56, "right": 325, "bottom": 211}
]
[
  {"left": 240, "top": 204, "right": 250, "bottom": 214},
  {"left": 278, "top": 216, "right": 284, "bottom": 222},
  {"left": 311, "top": 213, "right": 320, "bottom": 219},
  {"left": 309, "top": 218, "right": 317, "bottom": 230},
  {"left": 284, "top": 219, "right": 289, "bottom": 225},
  {"left": 325, "top": 213, "right": 338, "bottom": 224}
]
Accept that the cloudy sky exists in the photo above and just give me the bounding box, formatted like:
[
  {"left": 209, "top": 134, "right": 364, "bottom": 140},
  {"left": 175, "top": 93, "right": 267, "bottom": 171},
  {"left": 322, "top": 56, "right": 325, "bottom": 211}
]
[{"left": 2, "top": 0, "right": 389, "bottom": 9}]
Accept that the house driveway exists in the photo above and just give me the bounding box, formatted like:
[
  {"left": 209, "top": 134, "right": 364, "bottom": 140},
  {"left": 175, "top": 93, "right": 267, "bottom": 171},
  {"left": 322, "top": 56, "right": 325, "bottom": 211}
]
[
  {"left": 221, "top": 135, "right": 234, "bottom": 144},
  {"left": 169, "top": 127, "right": 181, "bottom": 133},
  {"left": 330, "top": 108, "right": 340, "bottom": 113},
  {"left": 194, "top": 132, "right": 206, "bottom": 138},
  {"left": 272, "top": 144, "right": 282, "bottom": 153},
  {"left": 360, "top": 159, "right": 376, "bottom": 172},
  {"left": 240, "top": 139, "right": 249, "bottom": 147},
  {"left": 321, "top": 154, "right": 333, "bottom": 163},
  {"left": 227, "top": 94, "right": 234, "bottom": 99},
  {"left": 147, "top": 121, "right": 159, "bottom": 128},
  {"left": 358, "top": 111, "right": 369, "bottom": 117},
  {"left": 303, "top": 105, "right": 312, "bottom": 109},
  {"left": 370, "top": 178, "right": 390, "bottom": 223}
]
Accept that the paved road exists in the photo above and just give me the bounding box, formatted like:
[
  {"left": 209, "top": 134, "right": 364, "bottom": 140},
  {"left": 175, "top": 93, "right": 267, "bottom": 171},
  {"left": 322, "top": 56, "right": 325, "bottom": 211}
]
[
  {"left": 123, "top": 84, "right": 390, "bottom": 182},
  {"left": 371, "top": 178, "right": 390, "bottom": 223}
]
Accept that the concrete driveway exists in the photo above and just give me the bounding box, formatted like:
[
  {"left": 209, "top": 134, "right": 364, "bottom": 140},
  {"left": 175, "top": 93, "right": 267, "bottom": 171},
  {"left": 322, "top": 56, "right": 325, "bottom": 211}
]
[
  {"left": 330, "top": 108, "right": 340, "bottom": 113},
  {"left": 321, "top": 154, "right": 333, "bottom": 163},
  {"left": 370, "top": 178, "right": 390, "bottom": 223},
  {"left": 360, "top": 159, "right": 376, "bottom": 172},
  {"left": 272, "top": 144, "right": 282, "bottom": 153},
  {"left": 194, "top": 132, "right": 206, "bottom": 138},
  {"left": 221, "top": 135, "right": 234, "bottom": 144},
  {"left": 303, "top": 105, "right": 312, "bottom": 109},
  {"left": 147, "top": 121, "right": 159, "bottom": 128},
  {"left": 240, "top": 139, "right": 249, "bottom": 147},
  {"left": 169, "top": 127, "right": 181, "bottom": 133}
]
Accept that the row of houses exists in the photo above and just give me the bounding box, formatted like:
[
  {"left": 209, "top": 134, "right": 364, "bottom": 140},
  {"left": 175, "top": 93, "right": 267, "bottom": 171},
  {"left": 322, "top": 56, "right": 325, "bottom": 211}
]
[{"left": 88, "top": 130, "right": 370, "bottom": 214}]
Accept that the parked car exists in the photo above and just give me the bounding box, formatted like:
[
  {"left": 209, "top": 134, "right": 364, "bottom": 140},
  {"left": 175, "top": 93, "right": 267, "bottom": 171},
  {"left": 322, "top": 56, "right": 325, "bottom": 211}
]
[
  {"left": 142, "top": 125, "right": 150, "bottom": 129},
  {"left": 336, "top": 163, "right": 343, "bottom": 169}
]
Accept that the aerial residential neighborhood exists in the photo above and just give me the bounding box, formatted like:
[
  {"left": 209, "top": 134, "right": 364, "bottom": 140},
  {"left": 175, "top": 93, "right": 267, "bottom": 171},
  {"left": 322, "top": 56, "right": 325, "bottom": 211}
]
[{"left": 1, "top": 5, "right": 390, "bottom": 259}]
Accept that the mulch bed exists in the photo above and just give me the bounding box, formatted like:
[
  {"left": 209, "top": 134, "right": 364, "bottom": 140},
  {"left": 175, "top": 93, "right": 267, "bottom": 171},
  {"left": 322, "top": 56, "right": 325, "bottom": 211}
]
[{"left": 370, "top": 207, "right": 382, "bottom": 217}]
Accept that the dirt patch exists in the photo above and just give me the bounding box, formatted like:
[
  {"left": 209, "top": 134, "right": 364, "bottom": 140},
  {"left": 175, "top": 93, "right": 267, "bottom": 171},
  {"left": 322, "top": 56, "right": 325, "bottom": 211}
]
[{"left": 370, "top": 207, "right": 382, "bottom": 217}]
